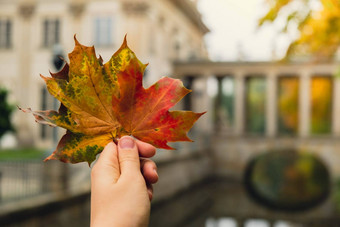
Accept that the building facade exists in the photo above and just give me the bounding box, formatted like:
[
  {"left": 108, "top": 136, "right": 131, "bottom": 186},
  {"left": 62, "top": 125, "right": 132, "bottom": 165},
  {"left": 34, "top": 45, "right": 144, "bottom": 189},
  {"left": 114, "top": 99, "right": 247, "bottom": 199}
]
[{"left": 0, "top": 0, "right": 209, "bottom": 147}]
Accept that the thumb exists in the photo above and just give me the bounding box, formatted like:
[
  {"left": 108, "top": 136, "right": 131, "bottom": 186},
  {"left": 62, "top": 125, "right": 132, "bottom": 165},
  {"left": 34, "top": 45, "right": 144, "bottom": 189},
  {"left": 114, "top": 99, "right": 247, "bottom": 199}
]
[
  {"left": 118, "top": 136, "right": 141, "bottom": 177},
  {"left": 91, "top": 142, "right": 120, "bottom": 185}
]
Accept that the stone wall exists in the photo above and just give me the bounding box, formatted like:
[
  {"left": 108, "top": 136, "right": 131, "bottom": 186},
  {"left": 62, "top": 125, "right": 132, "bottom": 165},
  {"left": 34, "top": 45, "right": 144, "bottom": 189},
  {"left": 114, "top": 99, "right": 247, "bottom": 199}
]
[
  {"left": 0, "top": 187, "right": 91, "bottom": 227},
  {"left": 212, "top": 136, "right": 340, "bottom": 180}
]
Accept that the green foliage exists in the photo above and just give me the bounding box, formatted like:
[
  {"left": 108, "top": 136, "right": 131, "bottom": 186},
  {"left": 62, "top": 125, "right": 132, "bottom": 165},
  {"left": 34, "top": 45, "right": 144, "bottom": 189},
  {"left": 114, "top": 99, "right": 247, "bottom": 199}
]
[
  {"left": 246, "top": 78, "right": 266, "bottom": 134},
  {"left": 0, "top": 87, "right": 14, "bottom": 140},
  {"left": 0, "top": 147, "right": 45, "bottom": 160}
]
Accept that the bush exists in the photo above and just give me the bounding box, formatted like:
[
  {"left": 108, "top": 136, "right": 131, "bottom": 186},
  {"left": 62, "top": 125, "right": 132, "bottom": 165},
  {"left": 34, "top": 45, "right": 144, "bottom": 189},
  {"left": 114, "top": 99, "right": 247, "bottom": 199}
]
[{"left": 0, "top": 87, "right": 14, "bottom": 141}]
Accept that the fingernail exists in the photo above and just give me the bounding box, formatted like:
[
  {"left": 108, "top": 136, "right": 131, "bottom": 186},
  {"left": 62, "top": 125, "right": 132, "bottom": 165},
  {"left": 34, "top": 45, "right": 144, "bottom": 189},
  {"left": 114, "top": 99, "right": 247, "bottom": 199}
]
[
  {"left": 153, "top": 168, "right": 158, "bottom": 177},
  {"left": 119, "top": 136, "right": 135, "bottom": 149}
]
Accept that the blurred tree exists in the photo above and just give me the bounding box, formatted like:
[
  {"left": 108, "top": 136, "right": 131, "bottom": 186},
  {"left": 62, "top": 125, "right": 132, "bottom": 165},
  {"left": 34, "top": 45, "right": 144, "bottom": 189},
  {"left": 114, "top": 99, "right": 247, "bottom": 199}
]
[
  {"left": 0, "top": 87, "right": 14, "bottom": 144},
  {"left": 278, "top": 77, "right": 299, "bottom": 134},
  {"left": 259, "top": 0, "right": 340, "bottom": 61}
]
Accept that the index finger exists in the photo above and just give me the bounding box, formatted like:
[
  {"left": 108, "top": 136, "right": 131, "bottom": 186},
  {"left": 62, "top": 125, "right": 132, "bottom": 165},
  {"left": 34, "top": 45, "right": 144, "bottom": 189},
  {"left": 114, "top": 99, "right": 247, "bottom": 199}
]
[{"left": 136, "top": 140, "right": 156, "bottom": 158}]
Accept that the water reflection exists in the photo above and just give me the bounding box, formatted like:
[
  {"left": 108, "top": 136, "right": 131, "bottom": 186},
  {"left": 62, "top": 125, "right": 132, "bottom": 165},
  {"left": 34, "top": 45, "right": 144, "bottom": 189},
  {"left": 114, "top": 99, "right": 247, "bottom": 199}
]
[
  {"left": 206, "top": 217, "right": 238, "bottom": 227},
  {"left": 150, "top": 178, "right": 339, "bottom": 227},
  {"left": 244, "top": 149, "right": 330, "bottom": 211},
  {"left": 206, "top": 218, "right": 296, "bottom": 227}
]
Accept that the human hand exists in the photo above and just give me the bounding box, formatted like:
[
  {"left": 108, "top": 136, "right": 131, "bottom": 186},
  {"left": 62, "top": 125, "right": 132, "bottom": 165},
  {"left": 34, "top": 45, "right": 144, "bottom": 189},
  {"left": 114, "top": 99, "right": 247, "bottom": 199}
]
[{"left": 91, "top": 136, "right": 158, "bottom": 227}]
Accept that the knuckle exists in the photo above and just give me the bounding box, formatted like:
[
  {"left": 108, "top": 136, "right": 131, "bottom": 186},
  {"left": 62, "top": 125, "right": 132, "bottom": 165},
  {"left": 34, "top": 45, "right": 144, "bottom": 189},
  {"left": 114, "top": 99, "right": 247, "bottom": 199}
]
[
  {"left": 146, "top": 160, "right": 157, "bottom": 170},
  {"left": 119, "top": 155, "right": 139, "bottom": 166}
]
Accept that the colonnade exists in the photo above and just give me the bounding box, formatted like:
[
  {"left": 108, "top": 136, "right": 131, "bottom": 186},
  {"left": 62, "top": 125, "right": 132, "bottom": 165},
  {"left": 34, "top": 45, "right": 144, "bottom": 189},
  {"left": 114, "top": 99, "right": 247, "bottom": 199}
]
[{"left": 174, "top": 61, "right": 340, "bottom": 137}]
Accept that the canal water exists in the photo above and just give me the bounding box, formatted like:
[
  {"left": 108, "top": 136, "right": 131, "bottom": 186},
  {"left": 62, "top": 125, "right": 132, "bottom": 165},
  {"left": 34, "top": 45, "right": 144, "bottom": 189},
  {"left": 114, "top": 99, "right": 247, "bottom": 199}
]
[{"left": 149, "top": 178, "right": 340, "bottom": 227}]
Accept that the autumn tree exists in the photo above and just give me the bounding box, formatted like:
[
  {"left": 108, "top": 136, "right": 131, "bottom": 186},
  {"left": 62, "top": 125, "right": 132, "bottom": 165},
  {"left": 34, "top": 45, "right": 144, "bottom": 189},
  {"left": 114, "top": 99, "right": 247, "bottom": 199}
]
[
  {"left": 0, "top": 87, "right": 14, "bottom": 143},
  {"left": 259, "top": 0, "right": 340, "bottom": 61}
]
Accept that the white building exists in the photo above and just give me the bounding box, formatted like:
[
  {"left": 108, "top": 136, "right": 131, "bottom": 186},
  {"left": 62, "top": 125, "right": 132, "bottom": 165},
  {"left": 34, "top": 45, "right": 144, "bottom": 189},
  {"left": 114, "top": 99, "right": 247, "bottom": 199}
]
[{"left": 0, "top": 0, "right": 209, "bottom": 147}]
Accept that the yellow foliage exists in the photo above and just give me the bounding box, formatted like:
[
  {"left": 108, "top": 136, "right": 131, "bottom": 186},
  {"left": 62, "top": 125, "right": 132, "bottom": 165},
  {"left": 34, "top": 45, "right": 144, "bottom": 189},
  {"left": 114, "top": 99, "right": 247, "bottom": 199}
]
[
  {"left": 310, "top": 77, "right": 332, "bottom": 133},
  {"left": 260, "top": 0, "right": 340, "bottom": 60}
]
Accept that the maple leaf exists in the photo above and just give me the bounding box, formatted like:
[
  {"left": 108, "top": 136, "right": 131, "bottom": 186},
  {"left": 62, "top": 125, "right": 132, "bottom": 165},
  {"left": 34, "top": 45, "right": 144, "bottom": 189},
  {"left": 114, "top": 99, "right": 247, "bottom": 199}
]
[{"left": 21, "top": 36, "right": 205, "bottom": 165}]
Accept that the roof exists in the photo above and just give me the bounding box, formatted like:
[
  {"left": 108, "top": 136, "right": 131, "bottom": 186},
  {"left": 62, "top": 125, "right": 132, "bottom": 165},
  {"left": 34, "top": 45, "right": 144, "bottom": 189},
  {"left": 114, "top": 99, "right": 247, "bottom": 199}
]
[{"left": 169, "top": 0, "right": 209, "bottom": 34}]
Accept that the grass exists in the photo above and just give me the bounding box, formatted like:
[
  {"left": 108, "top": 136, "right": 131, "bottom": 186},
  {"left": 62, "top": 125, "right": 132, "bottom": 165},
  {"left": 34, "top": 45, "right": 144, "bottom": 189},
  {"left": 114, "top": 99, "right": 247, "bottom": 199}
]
[{"left": 0, "top": 147, "right": 47, "bottom": 161}]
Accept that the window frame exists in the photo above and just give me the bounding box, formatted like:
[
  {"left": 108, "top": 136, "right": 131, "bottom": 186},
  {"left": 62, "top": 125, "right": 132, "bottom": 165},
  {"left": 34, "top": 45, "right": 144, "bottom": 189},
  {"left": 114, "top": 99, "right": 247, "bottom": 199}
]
[
  {"left": 42, "top": 18, "right": 61, "bottom": 48},
  {"left": 93, "top": 16, "right": 113, "bottom": 47},
  {"left": 0, "top": 18, "right": 12, "bottom": 49}
]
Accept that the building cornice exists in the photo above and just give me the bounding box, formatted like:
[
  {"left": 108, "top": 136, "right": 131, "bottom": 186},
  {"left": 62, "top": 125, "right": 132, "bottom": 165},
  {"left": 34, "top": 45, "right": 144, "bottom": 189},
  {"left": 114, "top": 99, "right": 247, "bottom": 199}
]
[
  {"left": 18, "top": 3, "right": 35, "bottom": 19},
  {"left": 69, "top": 2, "right": 85, "bottom": 18},
  {"left": 168, "top": 0, "right": 209, "bottom": 34},
  {"left": 173, "top": 60, "right": 340, "bottom": 77},
  {"left": 122, "top": 1, "right": 149, "bottom": 15}
]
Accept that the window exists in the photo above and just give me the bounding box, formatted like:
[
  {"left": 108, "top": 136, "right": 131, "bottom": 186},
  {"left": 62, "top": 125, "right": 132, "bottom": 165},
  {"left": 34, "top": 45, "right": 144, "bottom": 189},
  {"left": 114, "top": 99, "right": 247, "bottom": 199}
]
[
  {"left": 0, "top": 19, "right": 12, "bottom": 49},
  {"left": 94, "top": 17, "right": 113, "bottom": 47},
  {"left": 174, "top": 41, "right": 180, "bottom": 59},
  {"left": 40, "top": 86, "right": 58, "bottom": 140},
  {"left": 43, "top": 18, "right": 60, "bottom": 48},
  {"left": 170, "top": 28, "right": 181, "bottom": 60},
  {"left": 40, "top": 87, "right": 47, "bottom": 139}
]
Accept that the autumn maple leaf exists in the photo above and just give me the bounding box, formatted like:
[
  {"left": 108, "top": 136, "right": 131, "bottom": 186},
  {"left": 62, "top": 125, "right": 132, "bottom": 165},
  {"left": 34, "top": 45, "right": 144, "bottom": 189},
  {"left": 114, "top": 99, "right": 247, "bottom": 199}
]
[{"left": 21, "top": 36, "right": 205, "bottom": 165}]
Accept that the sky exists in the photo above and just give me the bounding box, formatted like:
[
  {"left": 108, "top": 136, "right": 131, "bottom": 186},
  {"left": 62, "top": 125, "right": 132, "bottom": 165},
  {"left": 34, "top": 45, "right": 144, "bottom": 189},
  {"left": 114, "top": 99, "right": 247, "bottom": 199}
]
[{"left": 197, "top": 0, "right": 297, "bottom": 61}]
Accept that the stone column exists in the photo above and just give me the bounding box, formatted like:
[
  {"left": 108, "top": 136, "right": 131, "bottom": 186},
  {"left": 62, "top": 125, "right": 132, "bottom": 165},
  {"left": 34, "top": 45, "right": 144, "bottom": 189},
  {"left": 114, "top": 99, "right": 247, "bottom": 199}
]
[
  {"left": 17, "top": 3, "right": 35, "bottom": 146},
  {"left": 332, "top": 77, "right": 340, "bottom": 136},
  {"left": 234, "top": 72, "right": 245, "bottom": 136},
  {"left": 215, "top": 76, "right": 223, "bottom": 132},
  {"left": 122, "top": 1, "right": 149, "bottom": 55},
  {"left": 266, "top": 72, "right": 277, "bottom": 137},
  {"left": 200, "top": 74, "right": 213, "bottom": 133},
  {"left": 299, "top": 72, "right": 311, "bottom": 137},
  {"left": 69, "top": 0, "right": 85, "bottom": 35},
  {"left": 192, "top": 75, "right": 211, "bottom": 137}
]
